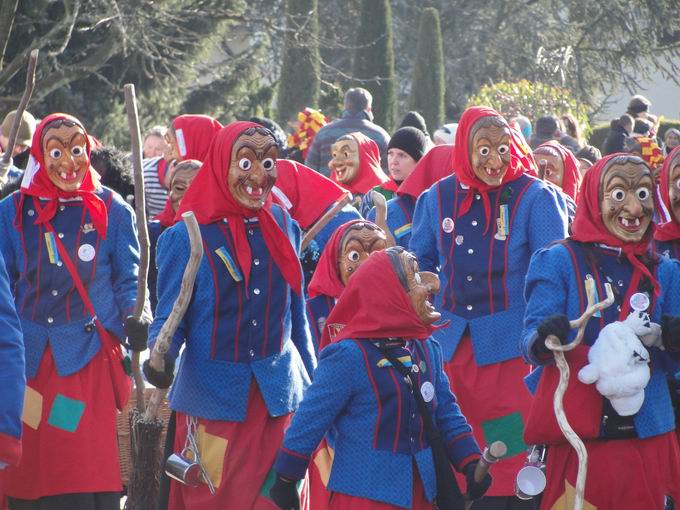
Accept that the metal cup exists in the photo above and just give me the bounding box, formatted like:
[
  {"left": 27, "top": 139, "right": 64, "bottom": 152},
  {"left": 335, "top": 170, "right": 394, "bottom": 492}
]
[
  {"left": 165, "top": 450, "right": 203, "bottom": 487},
  {"left": 515, "top": 464, "right": 547, "bottom": 500}
]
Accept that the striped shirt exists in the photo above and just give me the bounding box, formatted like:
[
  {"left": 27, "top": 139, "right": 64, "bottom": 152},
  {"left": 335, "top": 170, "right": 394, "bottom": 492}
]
[{"left": 142, "top": 157, "right": 169, "bottom": 217}]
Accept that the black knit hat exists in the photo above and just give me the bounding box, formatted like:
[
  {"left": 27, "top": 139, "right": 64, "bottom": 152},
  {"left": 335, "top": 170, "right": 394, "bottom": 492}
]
[
  {"left": 399, "top": 111, "right": 429, "bottom": 137},
  {"left": 387, "top": 127, "right": 429, "bottom": 162}
]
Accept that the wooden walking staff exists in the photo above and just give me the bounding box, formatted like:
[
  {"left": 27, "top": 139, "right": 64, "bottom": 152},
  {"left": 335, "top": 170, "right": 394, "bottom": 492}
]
[
  {"left": 0, "top": 49, "right": 38, "bottom": 181},
  {"left": 300, "top": 191, "right": 352, "bottom": 251},
  {"left": 544, "top": 283, "right": 614, "bottom": 510},
  {"left": 371, "top": 190, "right": 396, "bottom": 247},
  {"left": 124, "top": 83, "right": 150, "bottom": 410},
  {"left": 464, "top": 441, "right": 507, "bottom": 510}
]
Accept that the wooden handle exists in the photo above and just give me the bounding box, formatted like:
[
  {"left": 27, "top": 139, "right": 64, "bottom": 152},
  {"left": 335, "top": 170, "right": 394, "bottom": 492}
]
[
  {"left": 474, "top": 441, "right": 507, "bottom": 483},
  {"left": 0, "top": 49, "right": 39, "bottom": 180},
  {"left": 371, "top": 191, "right": 396, "bottom": 247},
  {"left": 300, "top": 192, "right": 352, "bottom": 251}
]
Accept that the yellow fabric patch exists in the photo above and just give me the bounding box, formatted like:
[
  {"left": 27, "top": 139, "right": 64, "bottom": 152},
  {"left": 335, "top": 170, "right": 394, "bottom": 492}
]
[
  {"left": 550, "top": 480, "right": 597, "bottom": 510},
  {"left": 312, "top": 444, "right": 335, "bottom": 487},
  {"left": 22, "top": 386, "right": 43, "bottom": 430},
  {"left": 197, "top": 424, "right": 228, "bottom": 489}
]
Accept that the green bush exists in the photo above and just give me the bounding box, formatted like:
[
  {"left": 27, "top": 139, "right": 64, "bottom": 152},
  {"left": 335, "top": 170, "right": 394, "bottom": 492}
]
[{"left": 466, "top": 80, "right": 590, "bottom": 137}]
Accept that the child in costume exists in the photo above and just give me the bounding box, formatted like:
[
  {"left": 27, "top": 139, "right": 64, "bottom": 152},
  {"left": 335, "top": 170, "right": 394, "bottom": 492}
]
[
  {"left": 144, "top": 121, "right": 315, "bottom": 510},
  {"left": 270, "top": 247, "right": 491, "bottom": 510},
  {"left": 521, "top": 153, "right": 680, "bottom": 509},
  {"left": 410, "top": 106, "right": 569, "bottom": 507},
  {"left": 0, "top": 113, "right": 147, "bottom": 509}
]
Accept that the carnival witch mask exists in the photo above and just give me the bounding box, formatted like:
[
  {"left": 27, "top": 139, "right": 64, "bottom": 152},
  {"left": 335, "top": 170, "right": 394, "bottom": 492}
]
[
  {"left": 600, "top": 155, "right": 654, "bottom": 243},
  {"left": 169, "top": 160, "right": 201, "bottom": 213},
  {"left": 338, "top": 221, "right": 387, "bottom": 285},
  {"left": 329, "top": 135, "right": 360, "bottom": 185},
  {"left": 469, "top": 116, "right": 512, "bottom": 187},
  {"left": 534, "top": 145, "right": 564, "bottom": 188},
  {"left": 386, "top": 247, "right": 441, "bottom": 326},
  {"left": 228, "top": 127, "right": 278, "bottom": 210},
  {"left": 666, "top": 150, "right": 680, "bottom": 225},
  {"left": 42, "top": 119, "right": 90, "bottom": 192}
]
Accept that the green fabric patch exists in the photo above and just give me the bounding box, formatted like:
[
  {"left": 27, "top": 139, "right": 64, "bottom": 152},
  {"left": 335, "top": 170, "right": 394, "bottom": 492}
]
[
  {"left": 481, "top": 411, "right": 527, "bottom": 458},
  {"left": 47, "top": 394, "right": 85, "bottom": 433},
  {"left": 259, "top": 467, "right": 304, "bottom": 499}
]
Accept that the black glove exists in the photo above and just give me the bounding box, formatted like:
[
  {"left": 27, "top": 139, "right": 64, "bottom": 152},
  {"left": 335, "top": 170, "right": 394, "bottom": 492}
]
[
  {"left": 142, "top": 353, "right": 175, "bottom": 389},
  {"left": 463, "top": 461, "right": 492, "bottom": 501},
  {"left": 533, "top": 314, "right": 571, "bottom": 357},
  {"left": 269, "top": 474, "right": 299, "bottom": 510},
  {"left": 125, "top": 316, "right": 150, "bottom": 352},
  {"left": 662, "top": 314, "right": 680, "bottom": 360}
]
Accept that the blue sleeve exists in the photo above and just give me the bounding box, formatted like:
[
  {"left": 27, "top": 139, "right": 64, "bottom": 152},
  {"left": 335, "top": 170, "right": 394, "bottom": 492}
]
[
  {"left": 274, "top": 341, "right": 358, "bottom": 479},
  {"left": 0, "top": 195, "right": 19, "bottom": 284},
  {"left": 109, "top": 197, "right": 146, "bottom": 320},
  {"left": 410, "top": 188, "right": 439, "bottom": 273},
  {"left": 521, "top": 245, "right": 571, "bottom": 365},
  {"left": 366, "top": 206, "right": 376, "bottom": 222},
  {"left": 657, "top": 259, "right": 680, "bottom": 372},
  {"left": 304, "top": 136, "right": 322, "bottom": 172},
  {"left": 527, "top": 185, "right": 569, "bottom": 254},
  {"left": 0, "top": 253, "right": 24, "bottom": 465},
  {"left": 149, "top": 223, "right": 191, "bottom": 359},
  {"left": 429, "top": 340, "right": 481, "bottom": 471}
]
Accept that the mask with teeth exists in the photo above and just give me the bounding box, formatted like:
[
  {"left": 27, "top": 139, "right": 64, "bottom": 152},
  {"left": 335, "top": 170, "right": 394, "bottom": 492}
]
[
  {"left": 338, "top": 222, "right": 387, "bottom": 285},
  {"left": 533, "top": 146, "right": 564, "bottom": 189},
  {"left": 600, "top": 157, "right": 654, "bottom": 243},
  {"left": 42, "top": 120, "right": 89, "bottom": 192},
  {"left": 469, "top": 116, "right": 512, "bottom": 187},
  {"left": 667, "top": 152, "right": 680, "bottom": 225},
  {"left": 169, "top": 160, "right": 201, "bottom": 213},
  {"left": 228, "top": 128, "right": 279, "bottom": 210},
  {"left": 329, "top": 136, "right": 360, "bottom": 185}
]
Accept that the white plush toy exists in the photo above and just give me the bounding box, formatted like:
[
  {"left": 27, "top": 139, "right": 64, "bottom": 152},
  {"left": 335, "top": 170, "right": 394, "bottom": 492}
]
[{"left": 577, "top": 311, "right": 658, "bottom": 416}]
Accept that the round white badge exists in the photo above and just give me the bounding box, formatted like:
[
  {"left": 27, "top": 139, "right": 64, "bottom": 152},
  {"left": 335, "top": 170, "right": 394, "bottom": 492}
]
[
  {"left": 630, "top": 292, "right": 650, "bottom": 312},
  {"left": 78, "top": 244, "right": 96, "bottom": 262},
  {"left": 420, "top": 381, "right": 435, "bottom": 402},
  {"left": 442, "top": 217, "right": 455, "bottom": 234}
]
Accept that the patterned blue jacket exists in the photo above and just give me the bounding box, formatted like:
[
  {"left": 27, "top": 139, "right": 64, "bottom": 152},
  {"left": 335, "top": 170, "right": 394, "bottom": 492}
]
[
  {"left": 274, "top": 338, "right": 480, "bottom": 508},
  {"left": 522, "top": 240, "right": 680, "bottom": 438},
  {"left": 150, "top": 205, "right": 316, "bottom": 421},
  {"left": 409, "top": 174, "right": 569, "bottom": 365},
  {"left": 367, "top": 195, "right": 416, "bottom": 249},
  {"left": 0, "top": 189, "right": 140, "bottom": 379}
]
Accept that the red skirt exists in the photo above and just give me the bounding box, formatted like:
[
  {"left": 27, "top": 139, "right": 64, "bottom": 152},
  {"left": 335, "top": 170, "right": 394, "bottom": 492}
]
[
  {"left": 444, "top": 335, "right": 532, "bottom": 497},
  {"left": 328, "top": 469, "right": 432, "bottom": 510},
  {"left": 307, "top": 438, "right": 333, "bottom": 510},
  {"left": 540, "top": 432, "right": 680, "bottom": 510},
  {"left": 168, "top": 383, "right": 308, "bottom": 510},
  {"left": 4, "top": 347, "right": 122, "bottom": 499}
]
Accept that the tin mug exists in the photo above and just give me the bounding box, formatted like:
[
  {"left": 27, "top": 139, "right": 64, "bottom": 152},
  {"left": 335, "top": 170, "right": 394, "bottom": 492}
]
[{"left": 165, "top": 449, "right": 203, "bottom": 487}]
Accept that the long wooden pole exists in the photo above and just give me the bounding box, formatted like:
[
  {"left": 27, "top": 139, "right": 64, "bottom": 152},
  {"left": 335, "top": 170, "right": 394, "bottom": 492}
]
[{"left": 300, "top": 192, "right": 352, "bottom": 251}]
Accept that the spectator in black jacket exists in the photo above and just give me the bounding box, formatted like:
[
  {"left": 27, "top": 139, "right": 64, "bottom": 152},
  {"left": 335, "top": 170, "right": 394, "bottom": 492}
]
[{"left": 603, "top": 114, "right": 634, "bottom": 155}]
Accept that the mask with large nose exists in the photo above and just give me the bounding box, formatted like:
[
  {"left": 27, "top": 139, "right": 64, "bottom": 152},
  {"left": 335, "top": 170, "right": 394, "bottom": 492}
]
[
  {"left": 469, "top": 116, "right": 512, "bottom": 187},
  {"left": 42, "top": 120, "right": 90, "bottom": 192}
]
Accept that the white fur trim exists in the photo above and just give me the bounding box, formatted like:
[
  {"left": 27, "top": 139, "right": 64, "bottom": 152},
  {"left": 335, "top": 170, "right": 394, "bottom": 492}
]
[
  {"left": 21, "top": 155, "right": 40, "bottom": 189},
  {"left": 175, "top": 128, "right": 187, "bottom": 158},
  {"left": 271, "top": 186, "right": 293, "bottom": 210}
]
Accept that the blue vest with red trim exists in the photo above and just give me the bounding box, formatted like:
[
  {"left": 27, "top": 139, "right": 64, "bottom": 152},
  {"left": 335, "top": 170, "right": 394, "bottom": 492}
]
[
  {"left": 305, "top": 294, "right": 334, "bottom": 353},
  {"left": 410, "top": 173, "right": 569, "bottom": 365},
  {"left": 0, "top": 189, "right": 141, "bottom": 378},
  {"left": 367, "top": 194, "right": 416, "bottom": 248},
  {"left": 654, "top": 238, "right": 680, "bottom": 261}
]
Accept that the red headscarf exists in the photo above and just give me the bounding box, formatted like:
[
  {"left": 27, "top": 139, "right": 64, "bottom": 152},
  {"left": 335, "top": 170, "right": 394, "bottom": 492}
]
[
  {"left": 397, "top": 144, "right": 453, "bottom": 199},
  {"left": 308, "top": 219, "right": 369, "bottom": 299},
  {"left": 272, "top": 159, "right": 346, "bottom": 229},
  {"left": 536, "top": 140, "right": 582, "bottom": 200},
  {"left": 18, "top": 113, "right": 108, "bottom": 237},
  {"left": 176, "top": 121, "right": 302, "bottom": 294},
  {"left": 654, "top": 146, "right": 680, "bottom": 242},
  {"left": 172, "top": 115, "right": 223, "bottom": 161},
  {"left": 452, "top": 106, "right": 533, "bottom": 231},
  {"left": 319, "top": 250, "right": 445, "bottom": 349},
  {"left": 330, "top": 132, "right": 388, "bottom": 195},
  {"left": 571, "top": 153, "right": 659, "bottom": 295}
]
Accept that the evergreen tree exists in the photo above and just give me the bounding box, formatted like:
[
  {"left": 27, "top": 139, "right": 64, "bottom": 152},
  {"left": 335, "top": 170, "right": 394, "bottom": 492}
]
[
  {"left": 276, "top": 0, "right": 320, "bottom": 125},
  {"left": 409, "top": 8, "right": 444, "bottom": 132},
  {"left": 353, "top": 0, "right": 396, "bottom": 133}
]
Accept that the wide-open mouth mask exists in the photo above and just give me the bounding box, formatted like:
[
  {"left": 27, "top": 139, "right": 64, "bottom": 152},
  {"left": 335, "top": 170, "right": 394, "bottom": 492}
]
[
  {"left": 329, "top": 135, "right": 360, "bottom": 184},
  {"left": 41, "top": 118, "right": 90, "bottom": 192},
  {"left": 534, "top": 145, "right": 564, "bottom": 188},
  {"left": 469, "top": 116, "right": 512, "bottom": 187},
  {"left": 666, "top": 151, "right": 680, "bottom": 225},
  {"left": 600, "top": 155, "right": 654, "bottom": 243},
  {"left": 386, "top": 246, "right": 441, "bottom": 326},
  {"left": 228, "top": 127, "right": 278, "bottom": 210},
  {"left": 338, "top": 221, "right": 387, "bottom": 285},
  {"left": 169, "top": 159, "right": 201, "bottom": 213}
]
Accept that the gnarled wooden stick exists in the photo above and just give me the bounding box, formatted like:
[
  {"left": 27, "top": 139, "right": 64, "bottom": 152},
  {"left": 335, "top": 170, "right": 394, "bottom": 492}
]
[
  {"left": 124, "top": 83, "right": 150, "bottom": 412},
  {"left": 144, "top": 211, "right": 203, "bottom": 421},
  {"left": 371, "top": 190, "right": 396, "bottom": 247},
  {"left": 545, "top": 282, "right": 615, "bottom": 510},
  {"left": 0, "top": 49, "right": 38, "bottom": 181},
  {"left": 300, "top": 192, "right": 352, "bottom": 251}
]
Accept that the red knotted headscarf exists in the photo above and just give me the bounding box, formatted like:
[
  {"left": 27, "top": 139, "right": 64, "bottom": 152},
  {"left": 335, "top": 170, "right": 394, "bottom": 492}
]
[
  {"left": 319, "top": 250, "right": 445, "bottom": 349},
  {"left": 330, "top": 132, "right": 388, "bottom": 195},
  {"left": 176, "top": 121, "right": 302, "bottom": 294},
  {"left": 654, "top": 146, "right": 680, "bottom": 242},
  {"left": 18, "top": 113, "right": 108, "bottom": 237},
  {"left": 536, "top": 140, "right": 582, "bottom": 200},
  {"left": 397, "top": 144, "right": 453, "bottom": 199},
  {"left": 571, "top": 153, "right": 660, "bottom": 295},
  {"left": 272, "top": 159, "right": 346, "bottom": 229},
  {"left": 452, "top": 106, "right": 533, "bottom": 230},
  {"left": 172, "top": 114, "right": 223, "bottom": 161}
]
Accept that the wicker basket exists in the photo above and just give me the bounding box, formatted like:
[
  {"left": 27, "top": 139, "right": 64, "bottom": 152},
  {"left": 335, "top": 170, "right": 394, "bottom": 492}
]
[{"left": 117, "top": 387, "right": 172, "bottom": 486}]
